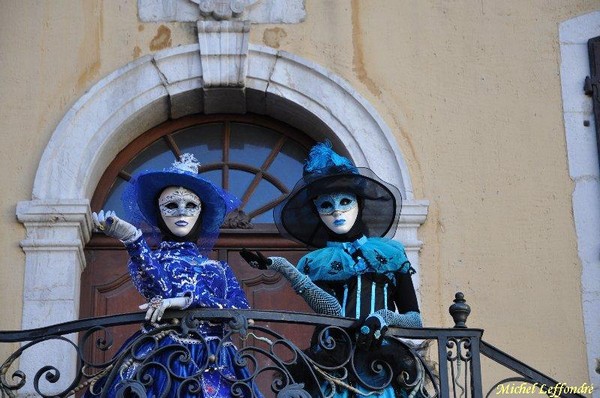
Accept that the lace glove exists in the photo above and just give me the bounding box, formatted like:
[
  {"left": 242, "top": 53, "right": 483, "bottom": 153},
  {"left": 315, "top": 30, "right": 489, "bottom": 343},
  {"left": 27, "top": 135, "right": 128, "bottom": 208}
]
[
  {"left": 92, "top": 210, "right": 142, "bottom": 244},
  {"left": 139, "top": 296, "right": 192, "bottom": 323},
  {"left": 240, "top": 250, "right": 342, "bottom": 316},
  {"left": 375, "top": 309, "right": 422, "bottom": 329},
  {"left": 357, "top": 310, "right": 422, "bottom": 350}
]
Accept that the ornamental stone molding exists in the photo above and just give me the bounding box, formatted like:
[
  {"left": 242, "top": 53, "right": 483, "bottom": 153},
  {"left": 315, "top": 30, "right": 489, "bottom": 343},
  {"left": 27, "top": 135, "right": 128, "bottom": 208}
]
[
  {"left": 138, "top": 0, "right": 305, "bottom": 24},
  {"left": 193, "top": 0, "right": 257, "bottom": 21},
  {"left": 28, "top": 44, "right": 421, "bottom": 203},
  {"left": 16, "top": 199, "right": 92, "bottom": 396},
  {"left": 18, "top": 43, "right": 428, "bottom": 394},
  {"left": 139, "top": 0, "right": 305, "bottom": 112}
]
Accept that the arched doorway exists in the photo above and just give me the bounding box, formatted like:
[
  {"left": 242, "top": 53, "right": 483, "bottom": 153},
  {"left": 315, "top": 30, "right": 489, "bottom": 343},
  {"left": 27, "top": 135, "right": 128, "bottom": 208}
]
[{"left": 17, "top": 44, "right": 428, "bottom": 391}]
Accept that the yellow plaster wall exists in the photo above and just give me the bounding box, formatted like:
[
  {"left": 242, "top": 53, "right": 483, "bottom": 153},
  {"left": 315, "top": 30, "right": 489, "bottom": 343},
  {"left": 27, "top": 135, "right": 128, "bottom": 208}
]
[
  {"left": 1, "top": 0, "right": 597, "bottom": 387},
  {"left": 251, "top": 1, "right": 598, "bottom": 384}
]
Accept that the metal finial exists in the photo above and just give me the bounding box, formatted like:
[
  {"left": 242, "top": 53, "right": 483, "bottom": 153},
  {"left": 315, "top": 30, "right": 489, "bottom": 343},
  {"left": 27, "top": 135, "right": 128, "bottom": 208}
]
[{"left": 449, "top": 292, "right": 471, "bottom": 328}]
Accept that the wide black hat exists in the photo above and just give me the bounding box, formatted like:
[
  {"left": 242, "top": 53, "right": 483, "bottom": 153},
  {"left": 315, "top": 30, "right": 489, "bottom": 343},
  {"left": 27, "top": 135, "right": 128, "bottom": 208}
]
[{"left": 274, "top": 142, "right": 402, "bottom": 248}]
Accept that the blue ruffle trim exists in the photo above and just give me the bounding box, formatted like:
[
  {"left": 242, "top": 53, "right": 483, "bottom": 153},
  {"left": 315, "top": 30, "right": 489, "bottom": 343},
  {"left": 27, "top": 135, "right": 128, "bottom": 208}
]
[{"left": 297, "top": 237, "right": 411, "bottom": 282}]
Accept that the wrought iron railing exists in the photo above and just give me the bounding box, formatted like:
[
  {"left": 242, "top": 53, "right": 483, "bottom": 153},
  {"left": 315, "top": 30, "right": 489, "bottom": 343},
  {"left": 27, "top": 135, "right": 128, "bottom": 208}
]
[{"left": 0, "top": 293, "right": 586, "bottom": 397}]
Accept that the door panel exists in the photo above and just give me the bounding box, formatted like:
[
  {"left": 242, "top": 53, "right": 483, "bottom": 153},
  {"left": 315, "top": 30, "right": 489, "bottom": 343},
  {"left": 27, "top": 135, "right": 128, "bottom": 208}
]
[
  {"left": 82, "top": 243, "right": 141, "bottom": 363},
  {"left": 227, "top": 249, "right": 314, "bottom": 351}
]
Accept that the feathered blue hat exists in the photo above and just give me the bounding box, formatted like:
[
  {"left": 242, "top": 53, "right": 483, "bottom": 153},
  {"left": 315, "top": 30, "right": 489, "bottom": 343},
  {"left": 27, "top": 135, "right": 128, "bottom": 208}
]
[
  {"left": 274, "top": 142, "right": 402, "bottom": 248},
  {"left": 302, "top": 142, "right": 359, "bottom": 178},
  {"left": 122, "top": 154, "right": 240, "bottom": 251}
]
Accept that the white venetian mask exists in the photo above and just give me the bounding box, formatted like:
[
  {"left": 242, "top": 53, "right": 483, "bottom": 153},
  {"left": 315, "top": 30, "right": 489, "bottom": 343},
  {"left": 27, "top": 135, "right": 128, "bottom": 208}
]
[
  {"left": 314, "top": 192, "right": 359, "bottom": 235},
  {"left": 158, "top": 186, "right": 202, "bottom": 237}
]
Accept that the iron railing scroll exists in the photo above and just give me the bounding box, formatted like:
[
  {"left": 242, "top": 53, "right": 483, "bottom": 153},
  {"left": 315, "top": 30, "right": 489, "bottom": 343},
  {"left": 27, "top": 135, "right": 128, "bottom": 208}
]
[{"left": 0, "top": 293, "right": 587, "bottom": 397}]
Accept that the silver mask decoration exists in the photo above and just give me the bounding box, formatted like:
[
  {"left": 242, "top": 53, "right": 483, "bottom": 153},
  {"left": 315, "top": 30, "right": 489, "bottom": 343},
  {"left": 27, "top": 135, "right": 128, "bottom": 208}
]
[
  {"left": 314, "top": 192, "right": 359, "bottom": 235},
  {"left": 158, "top": 187, "right": 202, "bottom": 237},
  {"left": 313, "top": 192, "right": 358, "bottom": 215}
]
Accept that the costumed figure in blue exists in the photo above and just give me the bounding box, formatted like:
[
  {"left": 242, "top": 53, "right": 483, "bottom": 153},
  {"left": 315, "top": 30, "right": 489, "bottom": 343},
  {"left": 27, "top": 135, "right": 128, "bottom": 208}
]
[
  {"left": 86, "top": 154, "right": 261, "bottom": 398},
  {"left": 241, "top": 142, "right": 424, "bottom": 398}
]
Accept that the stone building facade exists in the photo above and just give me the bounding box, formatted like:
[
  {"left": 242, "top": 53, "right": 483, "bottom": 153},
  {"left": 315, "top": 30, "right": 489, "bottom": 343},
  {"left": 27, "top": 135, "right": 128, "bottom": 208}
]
[{"left": 1, "top": 1, "right": 599, "bottom": 395}]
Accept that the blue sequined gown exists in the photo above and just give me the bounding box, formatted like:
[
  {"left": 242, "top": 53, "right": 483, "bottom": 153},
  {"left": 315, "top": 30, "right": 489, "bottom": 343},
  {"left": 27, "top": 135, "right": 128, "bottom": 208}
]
[{"left": 85, "top": 238, "right": 259, "bottom": 398}]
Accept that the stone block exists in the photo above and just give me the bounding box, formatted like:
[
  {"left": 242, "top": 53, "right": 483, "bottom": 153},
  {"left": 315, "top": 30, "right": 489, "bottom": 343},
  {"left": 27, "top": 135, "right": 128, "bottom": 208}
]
[
  {"left": 560, "top": 43, "right": 593, "bottom": 114},
  {"left": 170, "top": 85, "right": 205, "bottom": 118},
  {"left": 20, "top": 299, "right": 79, "bottom": 397},
  {"left": 153, "top": 45, "right": 203, "bottom": 85},
  {"left": 203, "top": 87, "right": 246, "bottom": 113},
  {"left": 559, "top": 11, "right": 600, "bottom": 44},
  {"left": 564, "top": 112, "right": 600, "bottom": 180},
  {"left": 198, "top": 20, "right": 250, "bottom": 88}
]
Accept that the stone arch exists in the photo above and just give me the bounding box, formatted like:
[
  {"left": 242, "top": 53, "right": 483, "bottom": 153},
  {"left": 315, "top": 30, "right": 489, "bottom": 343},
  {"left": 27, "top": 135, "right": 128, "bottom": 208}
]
[
  {"left": 31, "top": 45, "right": 418, "bottom": 202},
  {"left": 16, "top": 44, "right": 428, "bottom": 392}
]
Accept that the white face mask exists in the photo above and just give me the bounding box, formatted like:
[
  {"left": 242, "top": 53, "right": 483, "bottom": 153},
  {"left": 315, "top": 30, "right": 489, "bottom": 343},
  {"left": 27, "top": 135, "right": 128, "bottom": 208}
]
[
  {"left": 314, "top": 192, "right": 359, "bottom": 235},
  {"left": 158, "top": 186, "right": 202, "bottom": 237}
]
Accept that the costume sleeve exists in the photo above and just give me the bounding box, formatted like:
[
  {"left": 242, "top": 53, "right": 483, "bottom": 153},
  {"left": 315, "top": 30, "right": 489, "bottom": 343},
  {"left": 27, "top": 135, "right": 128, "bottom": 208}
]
[
  {"left": 223, "top": 263, "right": 250, "bottom": 309},
  {"left": 184, "top": 262, "right": 250, "bottom": 310},
  {"left": 125, "top": 236, "right": 169, "bottom": 299},
  {"left": 392, "top": 272, "right": 420, "bottom": 313}
]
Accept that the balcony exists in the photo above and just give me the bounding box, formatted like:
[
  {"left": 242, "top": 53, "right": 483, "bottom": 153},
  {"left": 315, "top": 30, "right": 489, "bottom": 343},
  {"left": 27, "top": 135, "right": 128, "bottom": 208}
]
[{"left": 0, "top": 293, "right": 587, "bottom": 397}]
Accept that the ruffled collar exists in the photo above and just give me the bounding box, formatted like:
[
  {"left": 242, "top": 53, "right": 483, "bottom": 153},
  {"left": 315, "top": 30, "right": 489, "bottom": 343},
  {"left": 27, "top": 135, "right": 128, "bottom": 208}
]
[{"left": 300, "top": 236, "right": 411, "bottom": 282}]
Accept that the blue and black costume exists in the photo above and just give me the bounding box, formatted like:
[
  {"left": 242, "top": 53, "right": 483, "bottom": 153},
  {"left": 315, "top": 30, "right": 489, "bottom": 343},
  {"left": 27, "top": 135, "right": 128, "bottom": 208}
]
[
  {"left": 299, "top": 236, "right": 420, "bottom": 327},
  {"left": 243, "top": 142, "right": 423, "bottom": 397}
]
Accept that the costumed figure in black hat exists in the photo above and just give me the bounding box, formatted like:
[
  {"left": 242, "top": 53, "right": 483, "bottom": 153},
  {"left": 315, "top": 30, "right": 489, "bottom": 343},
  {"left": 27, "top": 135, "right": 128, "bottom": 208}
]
[
  {"left": 86, "top": 154, "right": 261, "bottom": 398},
  {"left": 241, "top": 142, "right": 425, "bottom": 398}
]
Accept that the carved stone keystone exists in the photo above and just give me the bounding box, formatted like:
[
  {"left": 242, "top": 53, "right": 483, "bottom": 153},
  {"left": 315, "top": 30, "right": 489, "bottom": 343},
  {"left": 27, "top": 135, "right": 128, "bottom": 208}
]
[
  {"left": 192, "top": 0, "right": 258, "bottom": 21},
  {"left": 197, "top": 19, "right": 250, "bottom": 113}
]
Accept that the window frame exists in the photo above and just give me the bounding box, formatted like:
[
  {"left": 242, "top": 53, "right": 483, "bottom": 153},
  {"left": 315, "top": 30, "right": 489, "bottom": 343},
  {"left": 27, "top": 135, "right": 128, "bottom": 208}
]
[{"left": 91, "top": 113, "right": 315, "bottom": 226}]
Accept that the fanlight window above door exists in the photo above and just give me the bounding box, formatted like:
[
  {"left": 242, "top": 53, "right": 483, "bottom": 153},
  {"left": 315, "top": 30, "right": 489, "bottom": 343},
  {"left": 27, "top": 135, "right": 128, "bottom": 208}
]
[{"left": 94, "top": 115, "right": 313, "bottom": 226}]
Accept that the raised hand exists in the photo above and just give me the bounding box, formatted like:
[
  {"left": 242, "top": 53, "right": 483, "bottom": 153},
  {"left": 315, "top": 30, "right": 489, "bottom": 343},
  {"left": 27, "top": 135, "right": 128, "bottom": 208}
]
[
  {"left": 92, "top": 209, "right": 141, "bottom": 243},
  {"left": 240, "top": 249, "right": 271, "bottom": 270},
  {"left": 139, "top": 296, "right": 192, "bottom": 323}
]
